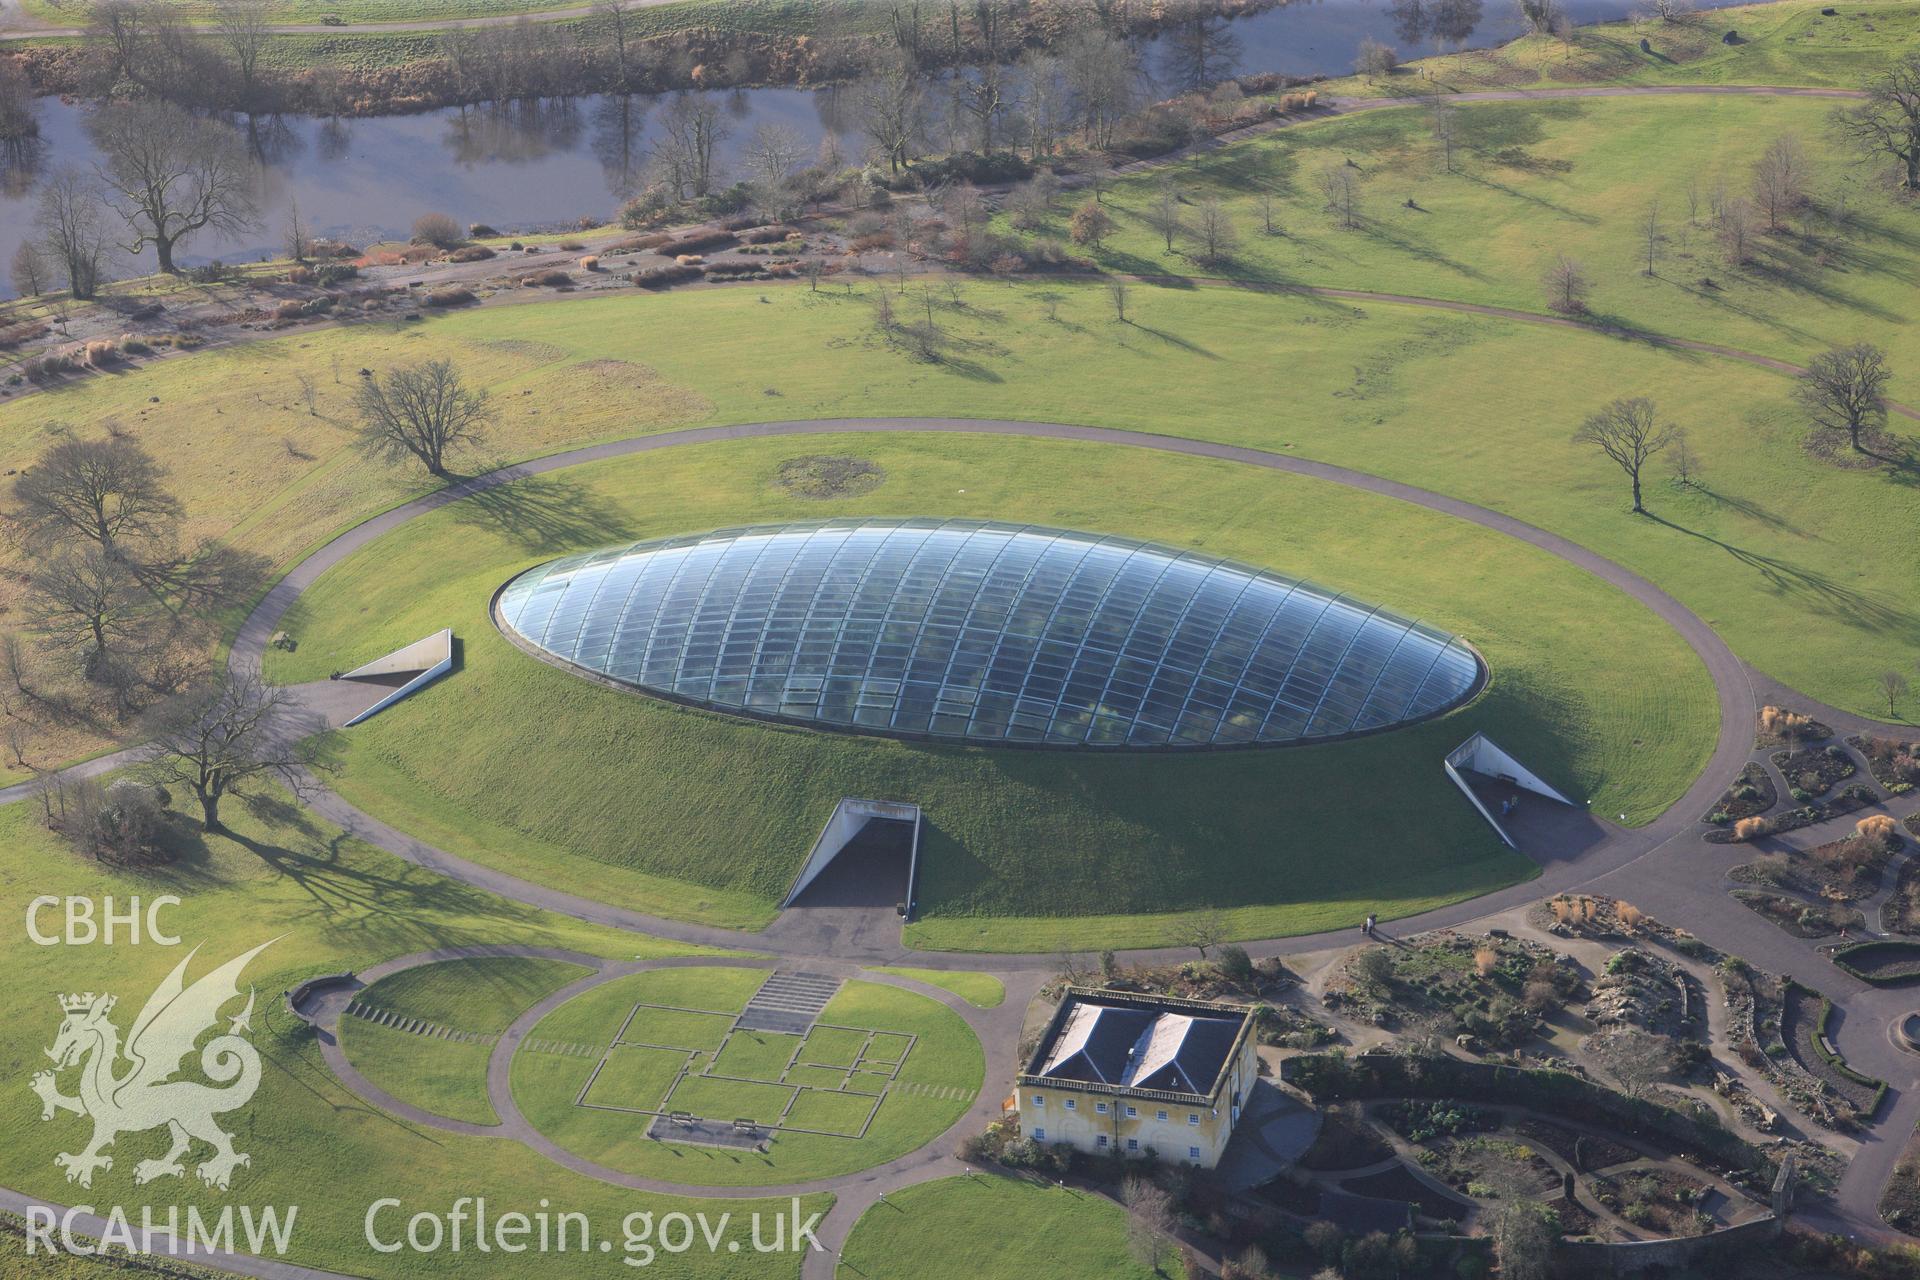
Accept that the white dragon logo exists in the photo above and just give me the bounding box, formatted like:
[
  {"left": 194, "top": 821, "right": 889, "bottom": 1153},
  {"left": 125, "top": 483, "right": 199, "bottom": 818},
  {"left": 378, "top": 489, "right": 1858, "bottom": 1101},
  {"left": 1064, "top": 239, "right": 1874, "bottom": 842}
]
[{"left": 31, "top": 939, "right": 276, "bottom": 1191}]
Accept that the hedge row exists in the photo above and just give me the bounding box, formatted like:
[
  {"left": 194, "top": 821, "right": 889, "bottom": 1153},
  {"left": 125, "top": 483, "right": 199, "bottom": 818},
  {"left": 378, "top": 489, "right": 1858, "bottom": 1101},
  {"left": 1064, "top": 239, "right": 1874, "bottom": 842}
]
[
  {"left": 1832, "top": 940, "right": 1920, "bottom": 986},
  {"left": 1805, "top": 988, "right": 1889, "bottom": 1114},
  {"left": 1280, "top": 1052, "right": 1768, "bottom": 1175}
]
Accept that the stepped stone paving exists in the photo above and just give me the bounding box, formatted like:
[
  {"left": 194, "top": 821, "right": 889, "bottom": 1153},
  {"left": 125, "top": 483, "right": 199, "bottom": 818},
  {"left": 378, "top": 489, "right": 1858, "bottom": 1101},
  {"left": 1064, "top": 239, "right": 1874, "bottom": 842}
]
[{"left": 736, "top": 971, "right": 844, "bottom": 1035}]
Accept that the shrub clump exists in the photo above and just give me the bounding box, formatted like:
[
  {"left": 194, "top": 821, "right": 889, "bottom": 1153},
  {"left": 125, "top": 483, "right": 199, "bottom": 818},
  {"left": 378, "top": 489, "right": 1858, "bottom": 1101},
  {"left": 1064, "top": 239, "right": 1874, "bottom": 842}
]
[
  {"left": 655, "top": 227, "right": 738, "bottom": 256},
  {"left": 516, "top": 269, "right": 572, "bottom": 288},
  {"left": 446, "top": 245, "right": 496, "bottom": 262},
  {"left": 634, "top": 263, "right": 703, "bottom": 290},
  {"left": 410, "top": 211, "right": 464, "bottom": 249}
]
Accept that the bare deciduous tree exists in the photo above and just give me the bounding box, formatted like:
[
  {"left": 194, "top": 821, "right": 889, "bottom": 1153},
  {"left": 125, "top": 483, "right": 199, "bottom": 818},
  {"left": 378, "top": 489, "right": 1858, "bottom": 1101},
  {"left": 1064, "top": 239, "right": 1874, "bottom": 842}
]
[
  {"left": 1573, "top": 396, "right": 1677, "bottom": 514},
  {"left": 1429, "top": 92, "right": 1458, "bottom": 172},
  {"left": 1719, "top": 196, "right": 1757, "bottom": 266},
  {"left": 91, "top": 103, "right": 259, "bottom": 275},
  {"left": 1832, "top": 51, "right": 1920, "bottom": 191},
  {"left": 1750, "top": 133, "right": 1808, "bottom": 232},
  {"left": 1149, "top": 177, "right": 1184, "bottom": 251},
  {"left": 1589, "top": 1028, "right": 1676, "bottom": 1099},
  {"left": 1542, "top": 252, "right": 1589, "bottom": 313},
  {"left": 1108, "top": 275, "right": 1129, "bottom": 323},
  {"left": 1492, "top": 1201, "right": 1554, "bottom": 1280},
  {"left": 352, "top": 360, "right": 494, "bottom": 478},
  {"left": 10, "top": 240, "right": 47, "bottom": 297},
  {"left": 1191, "top": 195, "right": 1238, "bottom": 264},
  {"left": 1122, "top": 1178, "right": 1176, "bottom": 1273},
  {"left": 855, "top": 53, "right": 924, "bottom": 175},
  {"left": 743, "top": 121, "right": 805, "bottom": 196},
  {"left": 1877, "top": 671, "right": 1910, "bottom": 718},
  {"left": 1797, "top": 342, "right": 1890, "bottom": 454},
  {"left": 34, "top": 167, "right": 113, "bottom": 301},
  {"left": 212, "top": 0, "right": 273, "bottom": 109},
  {"left": 140, "top": 670, "right": 307, "bottom": 832},
  {"left": 1181, "top": 907, "right": 1229, "bottom": 960},
  {"left": 1356, "top": 36, "right": 1398, "bottom": 82},
  {"left": 592, "top": 0, "right": 638, "bottom": 90},
  {"left": 26, "top": 544, "right": 150, "bottom": 691},
  {"left": 283, "top": 196, "right": 310, "bottom": 264},
  {"left": 11, "top": 434, "right": 182, "bottom": 562},
  {"left": 654, "top": 92, "right": 730, "bottom": 199},
  {"left": 1317, "top": 163, "right": 1360, "bottom": 230}
]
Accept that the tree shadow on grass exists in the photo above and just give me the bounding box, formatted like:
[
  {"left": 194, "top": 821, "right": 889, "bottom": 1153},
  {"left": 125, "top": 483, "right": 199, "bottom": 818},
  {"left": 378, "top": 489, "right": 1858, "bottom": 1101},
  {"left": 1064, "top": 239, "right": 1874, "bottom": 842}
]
[
  {"left": 1688, "top": 485, "right": 1811, "bottom": 538},
  {"left": 449, "top": 470, "right": 635, "bottom": 555},
  {"left": 1644, "top": 512, "right": 1915, "bottom": 635}
]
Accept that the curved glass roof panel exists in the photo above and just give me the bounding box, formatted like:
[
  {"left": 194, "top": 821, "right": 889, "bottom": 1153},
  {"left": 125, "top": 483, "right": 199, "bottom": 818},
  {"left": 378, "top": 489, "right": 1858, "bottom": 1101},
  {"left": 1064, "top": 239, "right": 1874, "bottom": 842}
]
[{"left": 495, "top": 519, "right": 1482, "bottom": 749}]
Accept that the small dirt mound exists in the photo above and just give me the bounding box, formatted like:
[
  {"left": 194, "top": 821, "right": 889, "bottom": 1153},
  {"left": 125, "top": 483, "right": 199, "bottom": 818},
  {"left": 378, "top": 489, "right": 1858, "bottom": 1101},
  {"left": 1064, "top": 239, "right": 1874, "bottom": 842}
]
[{"left": 773, "top": 455, "right": 887, "bottom": 500}]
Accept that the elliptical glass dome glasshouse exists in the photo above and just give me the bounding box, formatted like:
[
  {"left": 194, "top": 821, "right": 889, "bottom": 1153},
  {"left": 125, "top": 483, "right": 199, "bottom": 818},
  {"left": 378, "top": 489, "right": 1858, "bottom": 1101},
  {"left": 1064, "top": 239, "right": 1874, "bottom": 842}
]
[{"left": 495, "top": 519, "right": 1483, "bottom": 749}]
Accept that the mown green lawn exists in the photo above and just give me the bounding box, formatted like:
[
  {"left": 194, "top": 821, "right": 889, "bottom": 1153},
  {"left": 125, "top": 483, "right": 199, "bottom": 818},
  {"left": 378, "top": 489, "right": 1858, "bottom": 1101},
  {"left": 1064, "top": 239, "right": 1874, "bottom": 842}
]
[
  {"left": 16, "top": 263, "right": 1913, "bottom": 734},
  {"left": 339, "top": 955, "right": 593, "bottom": 1124},
  {"left": 1325, "top": 0, "right": 1920, "bottom": 95},
  {"left": 0, "top": 795, "right": 820, "bottom": 1279},
  {"left": 511, "top": 971, "right": 982, "bottom": 1185},
  {"left": 867, "top": 968, "right": 1006, "bottom": 1008},
  {"left": 1026, "top": 94, "right": 1920, "bottom": 397},
  {"left": 263, "top": 427, "right": 1712, "bottom": 947},
  {"left": 836, "top": 1175, "right": 1161, "bottom": 1280}
]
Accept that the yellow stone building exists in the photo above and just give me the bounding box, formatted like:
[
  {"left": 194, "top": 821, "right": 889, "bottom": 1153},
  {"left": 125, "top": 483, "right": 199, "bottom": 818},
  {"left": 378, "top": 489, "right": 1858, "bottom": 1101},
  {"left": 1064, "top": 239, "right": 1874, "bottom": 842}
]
[{"left": 1014, "top": 987, "right": 1258, "bottom": 1166}]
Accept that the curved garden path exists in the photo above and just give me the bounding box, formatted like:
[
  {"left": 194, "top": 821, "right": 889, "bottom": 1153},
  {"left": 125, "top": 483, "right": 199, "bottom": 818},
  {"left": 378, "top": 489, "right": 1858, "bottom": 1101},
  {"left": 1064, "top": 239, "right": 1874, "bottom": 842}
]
[
  {"left": 15, "top": 411, "right": 1862, "bottom": 1262},
  {"left": 226, "top": 415, "right": 1757, "bottom": 970},
  {"left": 8, "top": 77, "right": 1920, "bottom": 1278},
  {"left": 211, "top": 414, "right": 1920, "bottom": 1249}
]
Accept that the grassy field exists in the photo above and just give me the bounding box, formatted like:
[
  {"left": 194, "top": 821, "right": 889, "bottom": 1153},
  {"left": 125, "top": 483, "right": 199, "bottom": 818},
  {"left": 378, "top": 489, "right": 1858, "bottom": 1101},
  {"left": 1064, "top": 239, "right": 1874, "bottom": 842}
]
[
  {"left": 0, "top": 790, "right": 823, "bottom": 1278},
  {"left": 260, "top": 427, "right": 1713, "bottom": 947},
  {"left": 510, "top": 970, "right": 982, "bottom": 1185},
  {"left": 340, "top": 955, "right": 594, "bottom": 1124},
  {"left": 1030, "top": 94, "right": 1920, "bottom": 394},
  {"left": 10, "top": 274, "right": 1905, "bottom": 729},
  {"left": 867, "top": 968, "right": 1006, "bottom": 1008},
  {"left": 1324, "top": 0, "right": 1920, "bottom": 96},
  {"left": 836, "top": 1175, "right": 1160, "bottom": 1280}
]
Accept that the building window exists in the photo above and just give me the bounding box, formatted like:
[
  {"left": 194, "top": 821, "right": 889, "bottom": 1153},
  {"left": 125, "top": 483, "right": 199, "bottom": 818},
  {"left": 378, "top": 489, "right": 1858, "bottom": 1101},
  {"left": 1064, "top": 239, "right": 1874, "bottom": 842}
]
[
  {"left": 1127, "top": 1138, "right": 1139, "bottom": 1152},
  {"left": 1030, "top": 1094, "right": 1044, "bottom": 1108},
  {"left": 1095, "top": 1102, "right": 1109, "bottom": 1115},
  {"left": 1097, "top": 1135, "right": 1109, "bottom": 1149},
  {"left": 1187, "top": 1113, "right": 1200, "bottom": 1126},
  {"left": 1032, "top": 1127, "right": 1045, "bottom": 1141},
  {"left": 1189, "top": 1146, "right": 1201, "bottom": 1161},
  {"left": 1064, "top": 1099, "right": 1076, "bottom": 1111},
  {"left": 1125, "top": 1106, "right": 1138, "bottom": 1118},
  {"left": 1157, "top": 1110, "right": 1168, "bottom": 1122}
]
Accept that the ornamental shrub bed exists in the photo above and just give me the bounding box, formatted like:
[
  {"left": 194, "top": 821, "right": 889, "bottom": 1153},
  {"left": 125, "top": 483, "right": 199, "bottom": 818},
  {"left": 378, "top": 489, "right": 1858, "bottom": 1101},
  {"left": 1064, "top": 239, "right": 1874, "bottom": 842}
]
[
  {"left": 1704, "top": 761, "right": 1776, "bottom": 824},
  {"left": 1704, "top": 785, "right": 1879, "bottom": 843},
  {"left": 1852, "top": 736, "right": 1920, "bottom": 796},
  {"left": 1772, "top": 745, "right": 1857, "bottom": 798}
]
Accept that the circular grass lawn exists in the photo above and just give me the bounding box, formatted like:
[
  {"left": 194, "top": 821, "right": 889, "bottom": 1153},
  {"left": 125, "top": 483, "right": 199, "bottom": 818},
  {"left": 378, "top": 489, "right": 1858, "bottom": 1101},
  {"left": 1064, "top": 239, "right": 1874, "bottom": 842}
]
[
  {"left": 265, "top": 431, "right": 1719, "bottom": 949},
  {"left": 508, "top": 967, "right": 983, "bottom": 1186}
]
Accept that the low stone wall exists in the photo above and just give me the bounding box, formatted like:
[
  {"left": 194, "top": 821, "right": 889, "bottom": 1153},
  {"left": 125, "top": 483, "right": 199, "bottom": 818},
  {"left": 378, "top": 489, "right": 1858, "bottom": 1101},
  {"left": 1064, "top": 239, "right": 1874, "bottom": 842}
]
[{"left": 1557, "top": 1215, "right": 1779, "bottom": 1275}]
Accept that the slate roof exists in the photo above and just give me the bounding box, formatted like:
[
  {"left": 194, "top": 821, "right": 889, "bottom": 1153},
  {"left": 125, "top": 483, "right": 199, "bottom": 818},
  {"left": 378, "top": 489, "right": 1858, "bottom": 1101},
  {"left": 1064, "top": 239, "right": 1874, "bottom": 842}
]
[{"left": 1030, "top": 993, "right": 1247, "bottom": 1096}]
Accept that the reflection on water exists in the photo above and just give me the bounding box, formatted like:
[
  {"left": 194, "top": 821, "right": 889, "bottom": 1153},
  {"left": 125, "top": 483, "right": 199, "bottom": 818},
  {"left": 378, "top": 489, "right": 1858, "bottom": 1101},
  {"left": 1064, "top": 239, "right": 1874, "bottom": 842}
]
[{"left": 0, "top": 0, "right": 1743, "bottom": 293}]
